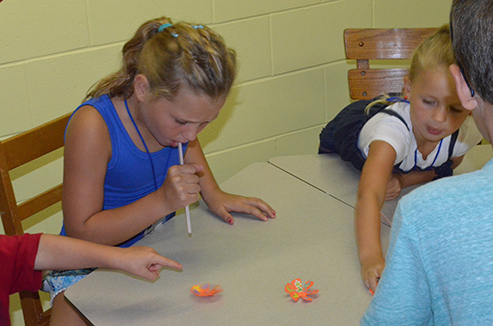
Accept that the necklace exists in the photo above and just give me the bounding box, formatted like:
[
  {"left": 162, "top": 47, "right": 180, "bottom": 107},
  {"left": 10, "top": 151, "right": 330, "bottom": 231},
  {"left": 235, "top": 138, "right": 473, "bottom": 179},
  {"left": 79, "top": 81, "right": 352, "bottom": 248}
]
[
  {"left": 414, "top": 139, "right": 443, "bottom": 170},
  {"left": 124, "top": 99, "right": 158, "bottom": 191}
]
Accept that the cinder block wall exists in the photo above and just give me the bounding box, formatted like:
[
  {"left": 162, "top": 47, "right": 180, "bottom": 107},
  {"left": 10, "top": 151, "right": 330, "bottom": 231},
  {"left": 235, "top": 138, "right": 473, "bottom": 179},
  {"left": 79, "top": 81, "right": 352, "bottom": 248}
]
[{"left": 1, "top": 0, "right": 451, "bottom": 324}]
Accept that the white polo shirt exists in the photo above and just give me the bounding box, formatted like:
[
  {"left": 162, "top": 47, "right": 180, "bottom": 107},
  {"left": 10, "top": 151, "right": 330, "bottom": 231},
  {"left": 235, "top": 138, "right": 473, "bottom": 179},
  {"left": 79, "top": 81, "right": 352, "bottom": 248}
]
[{"left": 357, "top": 102, "right": 482, "bottom": 171}]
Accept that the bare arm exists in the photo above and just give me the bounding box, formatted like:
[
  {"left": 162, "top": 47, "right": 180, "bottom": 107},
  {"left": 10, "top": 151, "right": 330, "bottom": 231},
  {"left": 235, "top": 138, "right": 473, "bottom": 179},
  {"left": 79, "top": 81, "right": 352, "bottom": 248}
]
[
  {"left": 401, "top": 155, "right": 463, "bottom": 186},
  {"left": 34, "top": 234, "right": 182, "bottom": 281},
  {"left": 386, "top": 155, "right": 464, "bottom": 200},
  {"left": 184, "top": 139, "right": 276, "bottom": 224},
  {"left": 355, "top": 141, "right": 396, "bottom": 293}
]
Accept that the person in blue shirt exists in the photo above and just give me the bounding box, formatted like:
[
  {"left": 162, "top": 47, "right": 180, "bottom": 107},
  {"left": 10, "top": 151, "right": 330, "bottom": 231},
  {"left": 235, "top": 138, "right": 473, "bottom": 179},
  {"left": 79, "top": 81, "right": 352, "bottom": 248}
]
[
  {"left": 361, "top": 0, "right": 493, "bottom": 324},
  {"left": 48, "top": 16, "right": 276, "bottom": 325}
]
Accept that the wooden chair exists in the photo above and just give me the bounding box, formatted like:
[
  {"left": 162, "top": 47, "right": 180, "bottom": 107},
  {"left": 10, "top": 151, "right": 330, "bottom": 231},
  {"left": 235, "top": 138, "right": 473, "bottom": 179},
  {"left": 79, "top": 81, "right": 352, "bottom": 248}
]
[
  {"left": 0, "top": 113, "right": 71, "bottom": 326},
  {"left": 344, "top": 28, "right": 437, "bottom": 100}
]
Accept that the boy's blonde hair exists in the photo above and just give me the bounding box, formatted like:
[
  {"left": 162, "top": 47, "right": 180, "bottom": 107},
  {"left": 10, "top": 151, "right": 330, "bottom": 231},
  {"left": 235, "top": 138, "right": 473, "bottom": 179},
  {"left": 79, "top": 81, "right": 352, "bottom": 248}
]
[
  {"left": 365, "top": 24, "right": 454, "bottom": 112},
  {"left": 86, "top": 17, "right": 237, "bottom": 101}
]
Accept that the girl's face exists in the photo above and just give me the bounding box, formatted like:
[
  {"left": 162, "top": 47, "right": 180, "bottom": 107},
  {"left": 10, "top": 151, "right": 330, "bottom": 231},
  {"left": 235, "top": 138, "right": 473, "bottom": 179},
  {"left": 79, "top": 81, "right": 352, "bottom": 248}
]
[
  {"left": 405, "top": 66, "right": 470, "bottom": 146},
  {"left": 142, "top": 88, "right": 225, "bottom": 148}
]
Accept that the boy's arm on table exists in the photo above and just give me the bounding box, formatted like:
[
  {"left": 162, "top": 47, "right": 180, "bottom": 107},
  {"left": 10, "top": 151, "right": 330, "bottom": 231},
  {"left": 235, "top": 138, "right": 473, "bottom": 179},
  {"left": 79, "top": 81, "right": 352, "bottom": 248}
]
[
  {"left": 35, "top": 234, "right": 182, "bottom": 281},
  {"left": 356, "top": 141, "right": 397, "bottom": 293},
  {"left": 184, "top": 139, "right": 276, "bottom": 224}
]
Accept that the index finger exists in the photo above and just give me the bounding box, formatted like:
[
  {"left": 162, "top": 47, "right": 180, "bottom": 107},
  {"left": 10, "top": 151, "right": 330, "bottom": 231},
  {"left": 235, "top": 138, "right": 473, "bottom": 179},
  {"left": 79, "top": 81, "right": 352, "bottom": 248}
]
[
  {"left": 368, "top": 276, "right": 380, "bottom": 295},
  {"left": 150, "top": 254, "right": 183, "bottom": 271},
  {"left": 173, "top": 163, "right": 204, "bottom": 175},
  {"left": 188, "top": 163, "right": 205, "bottom": 173}
]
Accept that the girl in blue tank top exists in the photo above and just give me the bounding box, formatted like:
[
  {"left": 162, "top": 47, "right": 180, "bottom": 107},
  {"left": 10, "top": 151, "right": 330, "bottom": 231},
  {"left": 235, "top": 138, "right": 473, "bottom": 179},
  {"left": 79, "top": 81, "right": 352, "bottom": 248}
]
[{"left": 48, "top": 17, "right": 276, "bottom": 324}]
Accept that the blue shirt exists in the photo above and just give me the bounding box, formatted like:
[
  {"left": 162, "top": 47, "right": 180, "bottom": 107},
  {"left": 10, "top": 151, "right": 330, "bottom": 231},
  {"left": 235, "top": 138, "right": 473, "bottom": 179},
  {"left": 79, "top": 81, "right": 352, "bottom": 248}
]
[
  {"left": 61, "top": 95, "right": 187, "bottom": 247},
  {"left": 361, "top": 158, "right": 493, "bottom": 325}
]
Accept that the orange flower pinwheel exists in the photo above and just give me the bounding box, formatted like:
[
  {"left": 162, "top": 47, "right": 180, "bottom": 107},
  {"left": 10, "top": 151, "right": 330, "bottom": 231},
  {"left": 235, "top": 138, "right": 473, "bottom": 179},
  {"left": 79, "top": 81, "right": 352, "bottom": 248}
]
[
  {"left": 285, "top": 278, "right": 319, "bottom": 302},
  {"left": 191, "top": 284, "right": 223, "bottom": 297}
]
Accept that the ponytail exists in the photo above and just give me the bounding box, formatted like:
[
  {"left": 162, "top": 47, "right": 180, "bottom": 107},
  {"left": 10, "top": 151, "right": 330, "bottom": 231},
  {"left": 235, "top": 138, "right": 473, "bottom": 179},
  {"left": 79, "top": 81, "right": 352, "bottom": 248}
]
[{"left": 85, "top": 17, "right": 236, "bottom": 102}]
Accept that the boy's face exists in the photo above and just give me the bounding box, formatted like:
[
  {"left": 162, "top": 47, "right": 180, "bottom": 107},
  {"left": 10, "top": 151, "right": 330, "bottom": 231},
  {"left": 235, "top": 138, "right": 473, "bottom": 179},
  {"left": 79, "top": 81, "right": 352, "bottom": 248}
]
[
  {"left": 142, "top": 88, "right": 225, "bottom": 148},
  {"left": 405, "top": 66, "right": 470, "bottom": 146}
]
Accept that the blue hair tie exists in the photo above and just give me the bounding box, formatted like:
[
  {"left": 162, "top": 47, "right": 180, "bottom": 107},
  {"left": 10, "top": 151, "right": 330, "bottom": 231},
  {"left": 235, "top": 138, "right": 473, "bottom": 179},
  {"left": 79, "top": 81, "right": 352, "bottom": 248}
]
[
  {"left": 158, "top": 23, "right": 178, "bottom": 37},
  {"left": 193, "top": 25, "right": 204, "bottom": 29},
  {"left": 158, "top": 23, "right": 172, "bottom": 32}
]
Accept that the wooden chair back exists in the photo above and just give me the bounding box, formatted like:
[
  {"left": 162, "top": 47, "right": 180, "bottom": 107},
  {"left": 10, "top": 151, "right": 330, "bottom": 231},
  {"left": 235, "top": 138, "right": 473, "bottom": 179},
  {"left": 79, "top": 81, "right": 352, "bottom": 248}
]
[
  {"left": 344, "top": 28, "right": 437, "bottom": 100},
  {"left": 0, "top": 113, "right": 71, "bottom": 326}
]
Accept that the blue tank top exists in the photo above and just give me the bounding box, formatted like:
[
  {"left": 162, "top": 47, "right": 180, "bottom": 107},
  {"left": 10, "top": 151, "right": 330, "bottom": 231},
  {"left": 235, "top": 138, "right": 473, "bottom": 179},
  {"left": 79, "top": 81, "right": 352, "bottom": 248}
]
[{"left": 61, "top": 95, "right": 188, "bottom": 247}]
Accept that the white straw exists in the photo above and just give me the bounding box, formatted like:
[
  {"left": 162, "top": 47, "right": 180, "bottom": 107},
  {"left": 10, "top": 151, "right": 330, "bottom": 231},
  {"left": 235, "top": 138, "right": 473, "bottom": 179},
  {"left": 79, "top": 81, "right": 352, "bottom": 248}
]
[{"left": 178, "top": 143, "right": 192, "bottom": 236}]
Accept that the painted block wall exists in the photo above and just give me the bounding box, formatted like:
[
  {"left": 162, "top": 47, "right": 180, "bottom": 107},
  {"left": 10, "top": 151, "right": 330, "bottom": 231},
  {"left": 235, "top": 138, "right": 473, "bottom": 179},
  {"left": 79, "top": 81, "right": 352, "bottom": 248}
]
[{"left": 1, "top": 0, "right": 451, "bottom": 325}]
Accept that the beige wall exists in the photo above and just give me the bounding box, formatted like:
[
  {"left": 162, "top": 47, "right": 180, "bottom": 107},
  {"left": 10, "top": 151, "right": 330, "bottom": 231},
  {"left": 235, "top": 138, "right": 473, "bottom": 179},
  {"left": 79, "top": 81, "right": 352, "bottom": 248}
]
[{"left": 2, "top": 0, "right": 451, "bottom": 324}]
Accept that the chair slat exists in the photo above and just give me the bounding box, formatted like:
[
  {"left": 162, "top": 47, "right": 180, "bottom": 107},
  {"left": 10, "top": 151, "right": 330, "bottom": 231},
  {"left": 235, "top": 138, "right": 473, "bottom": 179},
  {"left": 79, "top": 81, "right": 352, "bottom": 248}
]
[
  {"left": 3, "top": 113, "right": 70, "bottom": 170},
  {"left": 345, "top": 28, "right": 436, "bottom": 60},
  {"left": 348, "top": 69, "right": 409, "bottom": 100},
  {"left": 18, "top": 185, "right": 63, "bottom": 221}
]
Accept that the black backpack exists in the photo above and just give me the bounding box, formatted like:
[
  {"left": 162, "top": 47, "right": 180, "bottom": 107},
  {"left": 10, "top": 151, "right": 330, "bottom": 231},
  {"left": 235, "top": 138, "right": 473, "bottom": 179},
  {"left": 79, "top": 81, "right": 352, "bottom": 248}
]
[
  {"left": 319, "top": 98, "right": 409, "bottom": 171},
  {"left": 319, "top": 97, "right": 458, "bottom": 178}
]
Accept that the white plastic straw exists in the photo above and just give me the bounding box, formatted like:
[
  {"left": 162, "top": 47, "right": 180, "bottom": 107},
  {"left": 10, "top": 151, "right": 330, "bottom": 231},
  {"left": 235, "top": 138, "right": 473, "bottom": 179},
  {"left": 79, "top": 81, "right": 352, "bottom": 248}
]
[{"left": 178, "top": 143, "right": 192, "bottom": 236}]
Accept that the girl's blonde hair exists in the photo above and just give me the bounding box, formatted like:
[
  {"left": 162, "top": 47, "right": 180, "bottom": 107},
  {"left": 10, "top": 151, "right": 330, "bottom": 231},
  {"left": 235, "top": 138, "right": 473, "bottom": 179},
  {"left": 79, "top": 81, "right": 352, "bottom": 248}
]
[
  {"left": 86, "top": 17, "right": 236, "bottom": 101},
  {"left": 365, "top": 24, "right": 454, "bottom": 113}
]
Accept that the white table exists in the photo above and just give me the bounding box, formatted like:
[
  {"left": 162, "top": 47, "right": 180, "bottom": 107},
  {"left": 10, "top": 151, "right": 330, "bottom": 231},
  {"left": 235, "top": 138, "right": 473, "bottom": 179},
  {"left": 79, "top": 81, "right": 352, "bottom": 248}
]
[
  {"left": 66, "top": 163, "right": 390, "bottom": 325},
  {"left": 269, "top": 144, "right": 493, "bottom": 223}
]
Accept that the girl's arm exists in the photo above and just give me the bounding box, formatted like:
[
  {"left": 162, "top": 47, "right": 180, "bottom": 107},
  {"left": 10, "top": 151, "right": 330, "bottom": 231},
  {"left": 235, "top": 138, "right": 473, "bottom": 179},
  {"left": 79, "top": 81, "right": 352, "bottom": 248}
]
[
  {"left": 184, "top": 138, "right": 276, "bottom": 224},
  {"left": 63, "top": 107, "right": 200, "bottom": 245},
  {"left": 356, "top": 141, "right": 397, "bottom": 293},
  {"left": 386, "top": 155, "right": 464, "bottom": 200},
  {"left": 35, "top": 234, "right": 182, "bottom": 280}
]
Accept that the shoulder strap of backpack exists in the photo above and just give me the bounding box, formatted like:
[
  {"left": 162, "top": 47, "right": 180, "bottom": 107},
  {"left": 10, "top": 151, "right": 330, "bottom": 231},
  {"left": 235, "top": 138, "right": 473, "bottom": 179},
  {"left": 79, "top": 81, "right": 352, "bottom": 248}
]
[
  {"left": 376, "top": 109, "right": 410, "bottom": 131},
  {"left": 448, "top": 129, "right": 459, "bottom": 160}
]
